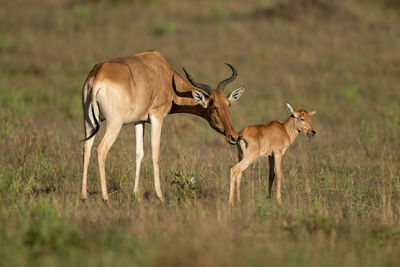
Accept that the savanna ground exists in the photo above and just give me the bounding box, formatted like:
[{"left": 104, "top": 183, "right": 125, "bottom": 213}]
[{"left": 1, "top": 0, "right": 400, "bottom": 266}]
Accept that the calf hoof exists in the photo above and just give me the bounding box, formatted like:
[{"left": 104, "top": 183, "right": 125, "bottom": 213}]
[{"left": 102, "top": 197, "right": 110, "bottom": 205}]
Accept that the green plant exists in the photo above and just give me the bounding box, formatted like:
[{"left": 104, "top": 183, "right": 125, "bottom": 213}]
[
  {"left": 153, "top": 22, "right": 175, "bottom": 35},
  {"left": 359, "top": 120, "right": 375, "bottom": 141},
  {"left": 0, "top": 35, "right": 13, "bottom": 52},
  {"left": 73, "top": 4, "right": 92, "bottom": 22},
  {"left": 212, "top": 6, "right": 231, "bottom": 23},
  {"left": 340, "top": 87, "right": 359, "bottom": 103},
  {"left": 170, "top": 171, "right": 199, "bottom": 201}
]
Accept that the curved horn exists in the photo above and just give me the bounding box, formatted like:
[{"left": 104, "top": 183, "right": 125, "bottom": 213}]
[
  {"left": 217, "top": 63, "right": 237, "bottom": 91},
  {"left": 183, "top": 68, "right": 214, "bottom": 95}
]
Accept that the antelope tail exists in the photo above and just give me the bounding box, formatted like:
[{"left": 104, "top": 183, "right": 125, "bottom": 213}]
[
  {"left": 238, "top": 134, "right": 248, "bottom": 148},
  {"left": 81, "top": 78, "right": 100, "bottom": 142}
]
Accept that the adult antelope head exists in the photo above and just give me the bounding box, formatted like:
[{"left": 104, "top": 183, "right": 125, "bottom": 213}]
[{"left": 183, "top": 63, "right": 244, "bottom": 144}]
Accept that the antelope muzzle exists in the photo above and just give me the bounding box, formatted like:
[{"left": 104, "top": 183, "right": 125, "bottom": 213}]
[
  {"left": 307, "top": 130, "right": 316, "bottom": 137},
  {"left": 226, "top": 131, "right": 239, "bottom": 145}
]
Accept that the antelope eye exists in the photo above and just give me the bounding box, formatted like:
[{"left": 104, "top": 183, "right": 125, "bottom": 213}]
[{"left": 300, "top": 118, "right": 305, "bottom": 121}]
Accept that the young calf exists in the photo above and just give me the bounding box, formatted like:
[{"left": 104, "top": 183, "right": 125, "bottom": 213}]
[{"left": 229, "top": 103, "right": 316, "bottom": 205}]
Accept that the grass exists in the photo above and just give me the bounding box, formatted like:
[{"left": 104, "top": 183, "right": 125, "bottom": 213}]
[
  {"left": 152, "top": 21, "right": 175, "bottom": 36},
  {"left": 0, "top": 0, "right": 400, "bottom": 266}
]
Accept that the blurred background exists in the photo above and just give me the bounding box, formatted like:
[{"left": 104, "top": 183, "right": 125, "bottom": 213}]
[{"left": 0, "top": 0, "right": 399, "bottom": 266}]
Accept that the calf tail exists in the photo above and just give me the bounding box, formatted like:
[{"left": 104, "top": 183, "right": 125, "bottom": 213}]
[{"left": 238, "top": 134, "right": 248, "bottom": 149}]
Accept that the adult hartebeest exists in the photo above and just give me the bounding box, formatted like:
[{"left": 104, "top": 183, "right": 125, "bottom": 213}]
[
  {"left": 81, "top": 50, "right": 244, "bottom": 202},
  {"left": 229, "top": 103, "right": 316, "bottom": 206}
]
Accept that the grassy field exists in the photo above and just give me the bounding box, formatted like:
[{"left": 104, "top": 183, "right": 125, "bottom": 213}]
[{"left": 1, "top": 0, "right": 399, "bottom": 266}]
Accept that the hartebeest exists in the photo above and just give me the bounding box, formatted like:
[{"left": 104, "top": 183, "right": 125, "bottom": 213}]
[
  {"left": 81, "top": 50, "right": 244, "bottom": 202},
  {"left": 229, "top": 103, "right": 316, "bottom": 205}
]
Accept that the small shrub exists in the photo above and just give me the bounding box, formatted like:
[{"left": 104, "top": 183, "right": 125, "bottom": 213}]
[
  {"left": 0, "top": 35, "right": 13, "bottom": 52},
  {"left": 385, "top": 107, "right": 400, "bottom": 131},
  {"left": 22, "top": 198, "right": 84, "bottom": 254},
  {"left": 170, "top": 171, "right": 199, "bottom": 201},
  {"left": 254, "top": 195, "right": 272, "bottom": 218},
  {"left": 73, "top": 4, "right": 92, "bottom": 22},
  {"left": 153, "top": 22, "right": 175, "bottom": 36},
  {"left": 340, "top": 87, "right": 359, "bottom": 103},
  {"left": 212, "top": 6, "right": 231, "bottom": 23},
  {"left": 1, "top": 118, "right": 10, "bottom": 140},
  {"left": 359, "top": 120, "right": 375, "bottom": 141}
]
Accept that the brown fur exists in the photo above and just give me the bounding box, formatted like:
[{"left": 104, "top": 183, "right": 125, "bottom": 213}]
[
  {"left": 229, "top": 103, "right": 316, "bottom": 205},
  {"left": 81, "top": 50, "right": 244, "bottom": 202}
]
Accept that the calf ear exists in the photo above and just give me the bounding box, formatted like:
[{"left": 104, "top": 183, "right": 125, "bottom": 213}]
[
  {"left": 192, "top": 89, "right": 209, "bottom": 108},
  {"left": 309, "top": 110, "right": 316, "bottom": 116},
  {"left": 286, "top": 102, "right": 298, "bottom": 117},
  {"left": 228, "top": 86, "right": 245, "bottom": 103}
]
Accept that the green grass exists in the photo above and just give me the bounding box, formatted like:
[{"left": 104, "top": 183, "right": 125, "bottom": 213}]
[
  {"left": 152, "top": 21, "right": 175, "bottom": 36},
  {"left": 0, "top": 0, "right": 400, "bottom": 266},
  {"left": 73, "top": 4, "right": 93, "bottom": 22},
  {"left": 212, "top": 6, "right": 231, "bottom": 23}
]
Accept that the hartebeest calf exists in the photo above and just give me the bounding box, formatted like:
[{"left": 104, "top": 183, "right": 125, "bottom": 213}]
[
  {"left": 81, "top": 50, "right": 244, "bottom": 203},
  {"left": 229, "top": 103, "right": 316, "bottom": 205}
]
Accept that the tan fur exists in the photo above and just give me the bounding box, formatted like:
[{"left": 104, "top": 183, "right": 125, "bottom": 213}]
[
  {"left": 81, "top": 50, "right": 243, "bottom": 202},
  {"left": 229, "top": 103, "right": 316, "bottom": 206}
]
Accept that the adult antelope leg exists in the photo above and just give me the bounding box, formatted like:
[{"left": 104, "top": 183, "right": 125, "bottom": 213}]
[
  {"left": 97, "top": 121, "right": 123, "bottom": 202},
  {"left": 150, "top": 115, "right": 165, "bottom": 202},
  {"left": 133, "top": 122, "right": 145, "bottom": 196},
  {"left": 268, "top": 155, "right": 275, "bottom": 199},
  {"left": 81, "top": 122, "right": 96, "bottom": 200},
  {"left": 81, "top": 93, "right": 99, "bottom": 201}
]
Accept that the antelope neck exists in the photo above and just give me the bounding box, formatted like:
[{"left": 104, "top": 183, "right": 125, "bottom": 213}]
[
  {"left": 169, "top": 73, "right": 209, "bottom": 121},
  {"left": 283, "top": 116, "right": 299, "bottom": 144}
]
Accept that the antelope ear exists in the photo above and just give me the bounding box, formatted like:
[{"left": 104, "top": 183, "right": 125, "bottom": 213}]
[
  {"left": 192, "top": 89, "right": 209, "bottom": 109},
  {"left": 286, "top": 102, "right": 297, "bottom": 116},
  {"left": 309, "top": 110, "right": 316, "bottom": 116},
  {"left": 228, "top": 85, "right": 245, "bottom": 103}
]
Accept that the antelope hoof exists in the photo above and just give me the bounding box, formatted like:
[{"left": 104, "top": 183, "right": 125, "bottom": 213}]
[
  {"left": 133, "top": 191, "right": 141, "bottom": 201},
  {"left": 80, "top": 194, "right": 88, "bottom": 202}
]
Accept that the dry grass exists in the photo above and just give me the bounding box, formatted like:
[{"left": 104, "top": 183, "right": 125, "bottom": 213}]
[{"left": 0, "top": 0, "right": 399, "bottom": 266}]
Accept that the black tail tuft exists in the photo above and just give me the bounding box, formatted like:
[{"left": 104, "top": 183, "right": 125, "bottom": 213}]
[{"left": 81, "top": 101, "right": 100, "bottom": 142}]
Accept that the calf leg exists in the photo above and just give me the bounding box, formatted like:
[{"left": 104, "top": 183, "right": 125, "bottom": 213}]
[
  {"left": 229, "top": 152, "right": 258, "bottom": 206},
  {"left": 229, "top": 166, "right": 238, "bottom": 206},
  {"left": 268, "top": 155, "right": 275, "bottom": 199},
  {"left": 274, "top": 153, "right": 283, "bottom": 204}
]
